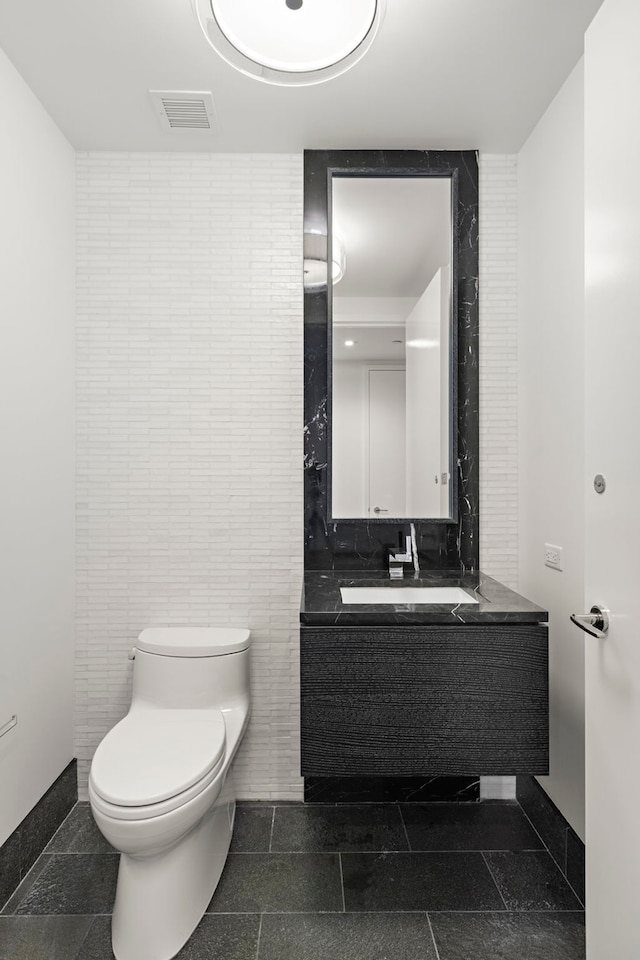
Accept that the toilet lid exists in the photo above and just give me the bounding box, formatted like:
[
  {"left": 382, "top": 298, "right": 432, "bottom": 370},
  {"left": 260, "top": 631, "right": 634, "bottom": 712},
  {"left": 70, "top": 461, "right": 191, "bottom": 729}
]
[{"left": 90, "top": 709, "right": 226, "bottom": 806}]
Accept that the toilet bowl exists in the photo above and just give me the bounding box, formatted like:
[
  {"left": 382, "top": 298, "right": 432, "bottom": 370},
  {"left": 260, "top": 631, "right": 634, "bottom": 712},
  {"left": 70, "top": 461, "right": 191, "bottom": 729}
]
[{"left": 88, "top": 627, "right": 251, "bottom": 960}]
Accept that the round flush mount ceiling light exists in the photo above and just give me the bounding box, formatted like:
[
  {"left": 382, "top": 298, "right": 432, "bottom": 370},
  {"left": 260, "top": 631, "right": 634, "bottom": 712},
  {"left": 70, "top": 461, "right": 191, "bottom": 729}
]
[{"left": 192, "top": 0, "right": 386, "bottom": 86}]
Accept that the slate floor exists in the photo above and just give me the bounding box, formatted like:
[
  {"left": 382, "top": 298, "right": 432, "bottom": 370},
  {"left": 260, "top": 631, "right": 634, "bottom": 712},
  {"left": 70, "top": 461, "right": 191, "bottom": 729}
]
[{"left": 0, "top": 800, "right": 585, "bottom": 960}]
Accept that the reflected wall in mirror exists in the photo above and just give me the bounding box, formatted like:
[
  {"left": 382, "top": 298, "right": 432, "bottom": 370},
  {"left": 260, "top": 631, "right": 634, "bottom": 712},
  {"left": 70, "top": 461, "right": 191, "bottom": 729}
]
[
  {"left": 303, "top": 150, "right": 478, "bottom": 573},
  {"left": 331, "top": 176, "right": 453, "bottom": 520}
]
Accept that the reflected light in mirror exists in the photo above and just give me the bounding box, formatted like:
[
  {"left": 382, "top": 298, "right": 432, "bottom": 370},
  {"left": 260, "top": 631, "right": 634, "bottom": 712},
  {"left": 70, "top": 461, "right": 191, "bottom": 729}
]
[{"left": 303, "top": 232, "right": 346, "bottom": 288}]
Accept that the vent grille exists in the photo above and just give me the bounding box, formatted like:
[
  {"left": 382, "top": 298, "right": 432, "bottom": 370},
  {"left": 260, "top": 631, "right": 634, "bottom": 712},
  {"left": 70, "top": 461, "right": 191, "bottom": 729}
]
[{"left": 149, "top": 90, "right": 219, "bottom": 134}]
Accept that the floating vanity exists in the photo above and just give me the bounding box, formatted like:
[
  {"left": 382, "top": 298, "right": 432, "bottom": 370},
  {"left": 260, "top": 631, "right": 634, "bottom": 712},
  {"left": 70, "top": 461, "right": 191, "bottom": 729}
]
[{"left": 300, "top": 571, "right": 549, "bottom": 779}]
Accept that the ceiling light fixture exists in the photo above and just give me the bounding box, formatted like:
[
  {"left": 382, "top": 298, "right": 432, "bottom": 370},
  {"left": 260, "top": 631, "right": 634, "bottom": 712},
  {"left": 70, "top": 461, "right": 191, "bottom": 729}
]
[
  {"left": 192, "top": 0, "right": 386, "bottom": 86},
  {"left": 303, "top": 233, "right": 346, "bottom": 289}
]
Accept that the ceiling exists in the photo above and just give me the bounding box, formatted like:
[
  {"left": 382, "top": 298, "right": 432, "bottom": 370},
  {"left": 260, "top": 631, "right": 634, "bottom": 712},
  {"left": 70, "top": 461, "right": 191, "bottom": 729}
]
[{"left": 0, "top": 0, "right": 604, "bottom": 153}]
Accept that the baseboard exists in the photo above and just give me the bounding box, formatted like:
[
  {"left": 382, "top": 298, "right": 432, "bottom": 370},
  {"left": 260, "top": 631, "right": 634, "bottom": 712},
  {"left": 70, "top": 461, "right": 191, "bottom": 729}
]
[
  {"left": 0, "top": 759, "right": 77, "bottom": 909},
  {"left": 516, "top": 774, "right": 585, "bottom": 905}
]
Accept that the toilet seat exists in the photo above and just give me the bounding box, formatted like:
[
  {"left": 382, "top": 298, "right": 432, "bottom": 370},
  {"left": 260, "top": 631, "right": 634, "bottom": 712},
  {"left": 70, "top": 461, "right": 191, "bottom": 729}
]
[{"left": 89, "top": 708, "right": 226, "bottom": 818}]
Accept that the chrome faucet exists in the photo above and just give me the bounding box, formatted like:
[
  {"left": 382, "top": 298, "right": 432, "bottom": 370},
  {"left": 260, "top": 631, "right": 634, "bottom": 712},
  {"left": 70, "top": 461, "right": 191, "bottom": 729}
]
[
  {"left": 388, "top": 532, "right": 413, "bottom": 579},
  {"left": 387, "top": 524, "right": 420, "bottom": 578}
]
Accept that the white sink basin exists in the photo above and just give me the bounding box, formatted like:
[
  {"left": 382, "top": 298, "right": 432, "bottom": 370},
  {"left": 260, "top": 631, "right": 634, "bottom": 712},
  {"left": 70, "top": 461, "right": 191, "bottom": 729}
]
[{"left": 339, "top": 586, "right": 479, "bottom": 605}]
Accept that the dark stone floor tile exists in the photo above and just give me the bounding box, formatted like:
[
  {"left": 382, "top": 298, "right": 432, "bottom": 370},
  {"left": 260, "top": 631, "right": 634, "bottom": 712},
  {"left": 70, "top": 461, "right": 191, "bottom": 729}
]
[
  {"left": 341, "top": 852, "right": 505, "bottom": 912},
  {"left": 77, "top": 914, "right": 261, "bottom": 960},
  {"left": 259, "top": 912, "right": 438, "bottom": 960},
  {"left": 14, "top": 854, "right": 119, "bottom": 915},
  {"left": 516, "top": 777, "right": 566, "bottom": 869},
  {"left": 1, "top": 856, "right": 53, "bottom": 915},
  {"left": 271, "top": 804, "right": 408, "bottom": 852},
  {"left": 401, "top": 802, "right": 544, "bottom": 852},
  {"left": 566, "top": 829, "right": 585, "bottom": 906},
  {"left": 230, "top": 805, "right": 273, "bottom": 853},
  {"left": 430, "top": 911, "right": 585, "bottom": 960},
  {"left": 484, "top": 851, "right": 584, "bottom": 911},
  {"left": 75, "top": 917, "right": 113, "bottom": 960},
  {"left": 0, "top": 832, "right": 21, "bottom": 909},
  {"left": 207, "top": 853, "right": 343, "bottom": 914},
  {"left": 176, "top": 914, "right": 261, "bottom": 960},
  {"left": 0, "top": 915, "right": 93, "bottom": 960},
  {"left": 19, "top": 764, "right": 78, "bottom": 876},
  {"left": 45, "top": 805, "right": 114, "bottom": 854}
]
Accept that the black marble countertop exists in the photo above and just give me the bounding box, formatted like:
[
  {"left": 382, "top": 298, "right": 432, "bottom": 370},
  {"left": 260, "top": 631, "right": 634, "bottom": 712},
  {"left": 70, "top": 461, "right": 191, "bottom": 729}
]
[{"left": 301, "top": 570, "right": 548, "bottom": 627}]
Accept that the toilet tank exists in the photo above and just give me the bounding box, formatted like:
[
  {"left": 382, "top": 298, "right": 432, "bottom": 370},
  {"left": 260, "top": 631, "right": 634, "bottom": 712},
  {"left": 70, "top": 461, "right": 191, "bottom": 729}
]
[{"left": 131, "top": 628, "right": 250, "bottom": 712}]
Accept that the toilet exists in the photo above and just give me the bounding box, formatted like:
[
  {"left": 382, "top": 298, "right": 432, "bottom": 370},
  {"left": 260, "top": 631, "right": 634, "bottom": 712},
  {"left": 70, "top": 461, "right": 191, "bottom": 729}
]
[{"left": 88, "top": 627, "right": 251, "bottom": 960}]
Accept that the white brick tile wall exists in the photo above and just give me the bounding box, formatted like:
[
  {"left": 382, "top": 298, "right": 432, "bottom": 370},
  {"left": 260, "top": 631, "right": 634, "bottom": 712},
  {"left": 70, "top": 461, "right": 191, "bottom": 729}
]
[
  {"left": 75, "top": 152, "right": 304, "bottom": 799},
  {"left": 75, "top": 151, "right": 518, "bottom": 800},
  {"left": 479, "top": 154, "right": 519, "bottom": 589}
]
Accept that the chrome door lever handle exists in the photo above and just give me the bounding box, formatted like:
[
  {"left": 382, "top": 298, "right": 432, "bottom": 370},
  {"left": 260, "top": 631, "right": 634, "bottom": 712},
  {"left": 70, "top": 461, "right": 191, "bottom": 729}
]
[{"left": 570, "top": 605, "right": 609, "bottom": 638}]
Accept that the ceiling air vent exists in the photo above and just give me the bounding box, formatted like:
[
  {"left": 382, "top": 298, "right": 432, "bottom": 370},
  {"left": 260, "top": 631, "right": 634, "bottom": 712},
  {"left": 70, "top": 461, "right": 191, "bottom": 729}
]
[{"left": 149, "top": 90, "right": 219, "bottom": 134}]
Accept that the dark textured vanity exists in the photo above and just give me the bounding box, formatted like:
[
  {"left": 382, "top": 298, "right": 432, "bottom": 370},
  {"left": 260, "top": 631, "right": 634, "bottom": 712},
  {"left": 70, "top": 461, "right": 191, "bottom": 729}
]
[{"left": 300, "top": 571, "right": 549, "bottom": 778}]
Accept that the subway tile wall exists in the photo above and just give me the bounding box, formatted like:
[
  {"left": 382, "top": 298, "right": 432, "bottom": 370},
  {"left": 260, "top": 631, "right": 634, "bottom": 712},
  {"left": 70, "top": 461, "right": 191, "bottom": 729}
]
[
  {"left": 479, "top": 154, "right": 519, "bottom": 589},
  {"left": 75, "top": 151, "right": 518, "bottom": 800},
  {"left": 75, "top": 153, "right": 305, "bottom": 799}
]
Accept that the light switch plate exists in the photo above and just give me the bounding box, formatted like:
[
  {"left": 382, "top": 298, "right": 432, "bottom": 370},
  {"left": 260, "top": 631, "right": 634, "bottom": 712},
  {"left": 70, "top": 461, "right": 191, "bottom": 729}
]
[{"left": 544, "top": 543, "right": 563, "bottom": 571}]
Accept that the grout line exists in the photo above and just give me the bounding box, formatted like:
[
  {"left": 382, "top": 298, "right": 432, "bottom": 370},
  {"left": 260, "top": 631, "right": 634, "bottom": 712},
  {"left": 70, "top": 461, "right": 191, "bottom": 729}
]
[
  {"left": 268, "top": 807, "right": 276, "bottom": 854},
  {"left": 338, "top": 854, "right": 346, "bottom": 913},
  {"left": 426, "top": 913, "right": 442, "bottom": 960},
  {"left": 255, "top": 913, "right": 263, "bottom": 960},
  {"left": 0, "top": 909, "right": 586, "bottom": 919},
  {"left": 228, "top": 847, "right": 554, "bottom": 855},
  {"left": 397, "top": 806, "right": 412, "bottom": 851},
  {"left": 31, "top": 851, "right": 118, "bottom": 856},
  {"left": 481, "top": 852, "right": 510, "bottom": 911}
]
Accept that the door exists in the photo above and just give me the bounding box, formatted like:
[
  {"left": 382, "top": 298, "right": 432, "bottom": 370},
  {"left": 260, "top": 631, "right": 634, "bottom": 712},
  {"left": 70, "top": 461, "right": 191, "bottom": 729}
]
[
  {"left": 584, "top": 1, "right": 640, "bottom": 955},
  {"left": 368, "top": 368, "right": 405, "bottom": 517}
]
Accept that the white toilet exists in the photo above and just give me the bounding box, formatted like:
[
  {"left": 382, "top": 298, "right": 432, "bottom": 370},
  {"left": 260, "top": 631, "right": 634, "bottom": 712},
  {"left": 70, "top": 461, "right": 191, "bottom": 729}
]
[{"left": 88, "top": 627, "right": 251, "bottom": 960}]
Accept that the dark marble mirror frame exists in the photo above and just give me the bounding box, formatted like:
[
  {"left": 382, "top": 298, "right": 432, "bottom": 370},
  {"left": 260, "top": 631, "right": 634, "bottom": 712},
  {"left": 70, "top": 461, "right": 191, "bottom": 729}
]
[{"left": 304, "top": 149, "right": 479, "bottom": 573}]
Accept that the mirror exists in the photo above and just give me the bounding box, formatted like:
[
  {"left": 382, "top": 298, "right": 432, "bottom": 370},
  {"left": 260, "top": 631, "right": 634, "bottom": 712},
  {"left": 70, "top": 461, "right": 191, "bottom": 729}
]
[
  {"left": 303, "top": 150, "right": 478, "bottom": 574},
  {"left": 330, "top": 176, "right": 453, "bottom": 520}
]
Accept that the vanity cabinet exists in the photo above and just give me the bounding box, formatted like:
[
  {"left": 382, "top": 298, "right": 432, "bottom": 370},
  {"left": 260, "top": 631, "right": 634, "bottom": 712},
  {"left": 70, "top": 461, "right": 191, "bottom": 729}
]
[{"left": 300, "top": 623, "right": 549, "bottom": 776}]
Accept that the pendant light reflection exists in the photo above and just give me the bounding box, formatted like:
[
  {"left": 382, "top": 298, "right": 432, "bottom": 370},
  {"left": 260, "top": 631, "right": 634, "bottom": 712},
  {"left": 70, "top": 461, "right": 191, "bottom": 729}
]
[
  {"left": 192, "top": 0, "right": 386, "bottom": 86},
  {"left": 303, "top": 233, "right": 346, "bottom": 290}
]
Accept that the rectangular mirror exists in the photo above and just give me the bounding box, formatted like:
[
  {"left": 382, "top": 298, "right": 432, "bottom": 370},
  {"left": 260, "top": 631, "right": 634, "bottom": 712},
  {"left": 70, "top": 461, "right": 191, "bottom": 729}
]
[
  {"left": 330, "top": 176, "right": 454, "bottom": 520},
  {"left": 303, "top": 150, "right": 478, "bottom": 573}
]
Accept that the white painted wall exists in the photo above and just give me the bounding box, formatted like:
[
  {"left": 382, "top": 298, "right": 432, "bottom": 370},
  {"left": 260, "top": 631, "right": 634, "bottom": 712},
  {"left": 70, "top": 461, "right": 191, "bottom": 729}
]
[
  {"left": 0, "top": 49, "right": 75, "bottom": 845},
  {"left": 518, "top": 62, "right": 585, "bottom": 839}
]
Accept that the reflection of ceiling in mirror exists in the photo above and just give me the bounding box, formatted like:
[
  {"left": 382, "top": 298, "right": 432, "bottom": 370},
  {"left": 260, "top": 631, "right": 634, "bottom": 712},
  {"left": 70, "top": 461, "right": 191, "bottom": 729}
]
[
  {"left": 332, "top": 177, "right": 451, "bottom": 297},
  {"left": 333, "top": 324, "right": 406, "bottom": 362},
  {"left": 333, "top": 296, "right": 414, "bottom": 363}
]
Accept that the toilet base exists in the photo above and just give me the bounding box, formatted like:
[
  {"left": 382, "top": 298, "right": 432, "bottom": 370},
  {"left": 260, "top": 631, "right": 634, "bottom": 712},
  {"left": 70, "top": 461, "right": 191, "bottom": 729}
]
[{"left": 111, "top": 773, "right": 236, "bottom": 960}]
